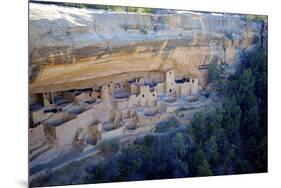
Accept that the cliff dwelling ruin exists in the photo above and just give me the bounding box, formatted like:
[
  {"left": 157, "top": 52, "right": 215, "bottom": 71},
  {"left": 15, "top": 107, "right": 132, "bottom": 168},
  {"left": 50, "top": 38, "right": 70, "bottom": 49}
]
[{"left": 28, "top": 2, "right": 267, "bottom": 182}]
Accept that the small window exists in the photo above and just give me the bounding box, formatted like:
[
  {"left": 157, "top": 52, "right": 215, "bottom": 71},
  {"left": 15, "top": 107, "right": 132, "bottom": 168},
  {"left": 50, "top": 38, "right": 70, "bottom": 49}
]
[
  {"left": 169, "top": 89, "right": 172, "bottom": 92},
  {"left": 192, "top": 79, "right": 194, "bottom": 83},
  {"left": 123, "top": 84, "right": 126, "bottom": 88},
  {"left": 142, "top": 94, "right": 145, "bottom": 98},
  {"left": 119, "top": 85, "right": 121, "bottom": 88},
  {"left": 153, "top": 94, "right": 155, "bottom": 97},
  {"left": 108, "top": 84, "right": 110, "bottom": 87}
]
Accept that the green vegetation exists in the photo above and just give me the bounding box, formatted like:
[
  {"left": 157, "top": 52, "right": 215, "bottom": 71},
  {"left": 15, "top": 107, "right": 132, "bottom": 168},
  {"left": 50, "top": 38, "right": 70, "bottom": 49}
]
[
  {"left": 125, "top": 7, "right": 154, "bottom": 14},
  {"left": 245, "top": 15, "right": 267, "bottom": 23},
  {"left": 140, "top": 28, "right": 148, "bottom": 35},
  {"left": 34, "top": 1, "right": 153, "bottom": 14},
  {"left": 84, "top": 48, "right": 266, "bottom": 183},
  {"left": 191, "top": 48, "right": 267, "bottom": 174},
  {"left": 61, "top": 2, "right": 87, "bottom": 9},
  {"left": 193, "top": 145, "right": 213, "bottom": 176},
  {"left": 155, "top": 117, "right": 180, "bottom": 133},
  {"left": 29, "top": 2, "right": 267, "bottom": 186},
  {"left": 143, "top": 135, "right": 155, "bottom": 148},
  {"left": 98, "top": 139, "right": 120, "bottom": 155},
  {"left": 84, "top": 131, "right": 190, "bottom": 183},
  {"left": 207, "top": 61, "right": 220, "bottom": 85},
  {"left": 31, "top": 46, "right": 267, "bottom": 187}
]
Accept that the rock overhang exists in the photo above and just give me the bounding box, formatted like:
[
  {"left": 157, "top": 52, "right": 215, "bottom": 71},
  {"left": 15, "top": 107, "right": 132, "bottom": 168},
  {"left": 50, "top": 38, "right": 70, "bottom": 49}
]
[{"left": 29, "top": 3, "right": 264, "bottom": 94}]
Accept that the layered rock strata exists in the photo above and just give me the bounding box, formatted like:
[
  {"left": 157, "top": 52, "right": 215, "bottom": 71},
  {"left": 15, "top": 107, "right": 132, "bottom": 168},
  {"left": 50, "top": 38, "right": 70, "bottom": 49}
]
[{"left": 29, "top": 3, "right": 265, "bottom": 93}]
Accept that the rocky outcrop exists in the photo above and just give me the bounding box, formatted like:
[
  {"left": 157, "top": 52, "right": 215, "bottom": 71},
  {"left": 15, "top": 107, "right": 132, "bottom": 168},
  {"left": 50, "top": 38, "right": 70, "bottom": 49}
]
[{"left": 29, "top": 3, "right": 265, "bottom": 93}]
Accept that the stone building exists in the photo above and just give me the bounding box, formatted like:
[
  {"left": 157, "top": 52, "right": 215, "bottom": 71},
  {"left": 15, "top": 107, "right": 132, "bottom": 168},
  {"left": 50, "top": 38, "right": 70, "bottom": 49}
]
[{"left": 29, "top": 69, "right": 201, "bottom": 155}]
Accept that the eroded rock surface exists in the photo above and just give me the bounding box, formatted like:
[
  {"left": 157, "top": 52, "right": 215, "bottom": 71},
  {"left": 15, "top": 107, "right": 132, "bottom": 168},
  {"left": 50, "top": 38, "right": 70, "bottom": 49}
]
[{"left": 29, "top": 3, "right": 264, "bottom": 93}]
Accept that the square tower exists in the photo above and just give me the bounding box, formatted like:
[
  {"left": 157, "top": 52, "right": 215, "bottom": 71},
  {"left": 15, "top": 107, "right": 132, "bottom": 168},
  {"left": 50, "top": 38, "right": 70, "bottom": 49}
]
[
  {"left": 165, "top": 70, "right": 175, "bottom": 94},
  {"left": 101, "top": 85, "right": 111, "bottom": 100},
  {"left": 190, "top": 77, "right": 199, "bottom": 95}
]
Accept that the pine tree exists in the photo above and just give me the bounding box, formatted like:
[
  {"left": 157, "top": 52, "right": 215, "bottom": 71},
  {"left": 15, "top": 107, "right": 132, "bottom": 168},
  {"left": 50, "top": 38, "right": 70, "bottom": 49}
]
[
  {"left": 191, "top": 112, "right": 206, "bottom": 143},
  {"left": 193, "top": 145, "right": 213, "bottom": 176}
]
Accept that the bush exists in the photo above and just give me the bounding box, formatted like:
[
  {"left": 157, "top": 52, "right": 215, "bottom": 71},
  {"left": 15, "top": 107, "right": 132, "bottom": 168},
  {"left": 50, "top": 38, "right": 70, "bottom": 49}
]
[
  {"left": 98, "top": 139, "right": 120, "bottom": 155},
  {"left": 155, "top": 117, "right": 180, "bottom": 133},
  {"left": 143, "top": 135, "right": 155, "bottom": 148},
  {"left": 207, "top": 62, "right": 220, "bottom": 85},
  {"left": 140, "top": 28, "right": 148, "bottom": 34}
]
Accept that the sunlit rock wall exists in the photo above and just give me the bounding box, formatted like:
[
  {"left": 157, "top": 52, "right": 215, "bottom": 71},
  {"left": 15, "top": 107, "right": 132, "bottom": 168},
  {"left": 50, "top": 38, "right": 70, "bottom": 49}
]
[{"left": 29, "top": 3, "right": 265, "bottom": 93}]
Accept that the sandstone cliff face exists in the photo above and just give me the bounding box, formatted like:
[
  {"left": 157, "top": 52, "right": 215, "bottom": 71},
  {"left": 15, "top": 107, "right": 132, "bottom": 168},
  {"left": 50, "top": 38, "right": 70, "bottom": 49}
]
[{"left": 29, "top": 3, "right": 264, "bottom": 93}]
